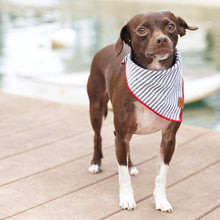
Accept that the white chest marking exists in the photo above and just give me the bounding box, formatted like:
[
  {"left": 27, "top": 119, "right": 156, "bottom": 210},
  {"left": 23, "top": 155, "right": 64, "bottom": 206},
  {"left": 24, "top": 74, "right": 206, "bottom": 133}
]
[{"left": 134, "top": 102, "right": 170, "bottom": 135}]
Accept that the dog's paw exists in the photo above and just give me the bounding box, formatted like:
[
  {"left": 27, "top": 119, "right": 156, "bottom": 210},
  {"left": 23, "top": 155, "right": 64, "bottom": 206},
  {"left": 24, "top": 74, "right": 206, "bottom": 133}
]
[
  {"left": 88, "top": 164, "right": 102, "bottom": 174},
  {"left": 154, "top": 196, "right": 173, "bottom": 213},
  {"left": 119, "top": 194, "right": 137, "bottom": 211},
  {"left": 129, "top": 166, "right": 139, "bottom": 176}
]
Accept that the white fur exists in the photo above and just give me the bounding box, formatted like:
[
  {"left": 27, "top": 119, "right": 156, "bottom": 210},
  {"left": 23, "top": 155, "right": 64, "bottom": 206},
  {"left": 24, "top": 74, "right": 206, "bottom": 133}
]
[
  {"left": 129, "top": 166, "right": 139, "bottom": 176},
  {"left": 147, "top": 54, "right": 168, "bottom": 70},
  {"left": 156, "top": 53, "right": 170, "bottom": 60},
  {"left": 148, "top": 58, "right": 163, "bottom": 70},
  {"left": 88, "top": 164, "right": 102, "bottom": 174},
  {"left": 135, "top": 102, "right": 169, "bottom": 135},
  {"left": 153, "top": 162, "right": 173, "bottom": 212},
  {"left": 118, "top": 165, "right": 136, "bottom": 210}
]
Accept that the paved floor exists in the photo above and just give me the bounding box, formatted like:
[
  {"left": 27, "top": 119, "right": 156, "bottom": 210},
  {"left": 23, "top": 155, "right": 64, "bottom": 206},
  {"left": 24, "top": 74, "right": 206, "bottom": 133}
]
[{"left": 0, "top": 92, "right": 219, "bottom": 220}]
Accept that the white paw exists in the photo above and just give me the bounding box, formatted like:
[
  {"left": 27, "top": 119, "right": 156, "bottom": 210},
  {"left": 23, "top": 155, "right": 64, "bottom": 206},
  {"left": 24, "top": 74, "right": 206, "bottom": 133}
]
[
  {"left": 129, "top": 167, "right": 139, "bottom": 176},
  {"left": 154, "top": 195, "right": 173, "bottom": 213},
  {"left": 88, "top": 164, "right": 102, "bottom": 174},
  {"left": 119, "top": 194, "right": 137, "bottom": 211}
]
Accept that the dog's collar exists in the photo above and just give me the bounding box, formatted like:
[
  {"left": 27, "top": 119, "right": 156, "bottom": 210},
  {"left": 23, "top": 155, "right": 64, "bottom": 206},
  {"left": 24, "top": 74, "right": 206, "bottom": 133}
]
[{"left": 122, "top": 50, "right": 184, "bottom": 122}]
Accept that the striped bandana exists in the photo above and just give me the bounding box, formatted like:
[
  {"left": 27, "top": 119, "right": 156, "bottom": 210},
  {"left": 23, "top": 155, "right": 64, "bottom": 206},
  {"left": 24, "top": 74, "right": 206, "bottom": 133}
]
[{"left": 122, "top": 51, "right": 184, "bottom": 122}]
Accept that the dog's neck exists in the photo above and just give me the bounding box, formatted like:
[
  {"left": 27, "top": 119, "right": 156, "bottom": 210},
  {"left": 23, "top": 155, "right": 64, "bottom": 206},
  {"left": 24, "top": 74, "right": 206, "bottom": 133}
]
[{"left": 131, "top": 50, "right": 176, "bottom": 71}]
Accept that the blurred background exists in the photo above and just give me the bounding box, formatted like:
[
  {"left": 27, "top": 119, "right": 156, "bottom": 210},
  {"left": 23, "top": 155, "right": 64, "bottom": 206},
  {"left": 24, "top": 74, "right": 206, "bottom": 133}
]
[{"left": 0, "top": 0, "right": 220, "bottom": 130}]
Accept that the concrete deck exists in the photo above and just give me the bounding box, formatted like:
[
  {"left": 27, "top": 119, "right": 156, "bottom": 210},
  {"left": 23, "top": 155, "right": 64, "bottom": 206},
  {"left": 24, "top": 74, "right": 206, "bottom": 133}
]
[{"left": 0, "top": 92, "right": 219, "bottom": 220}]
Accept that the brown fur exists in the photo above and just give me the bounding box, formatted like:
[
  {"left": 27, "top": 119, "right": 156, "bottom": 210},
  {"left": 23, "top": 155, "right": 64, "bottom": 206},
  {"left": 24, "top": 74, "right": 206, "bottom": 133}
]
[{"left": 87, "top": 11, "right": 197, "bottom": 169}]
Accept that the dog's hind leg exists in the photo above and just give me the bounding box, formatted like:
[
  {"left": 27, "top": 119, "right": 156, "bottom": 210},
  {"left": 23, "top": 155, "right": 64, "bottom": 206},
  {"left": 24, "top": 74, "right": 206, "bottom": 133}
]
[
  {"left": 87, "top": 68, "right": 109, "bottom": 174},
  {"left": 128, "top": 153, "right": 139, "bottom": 176}
]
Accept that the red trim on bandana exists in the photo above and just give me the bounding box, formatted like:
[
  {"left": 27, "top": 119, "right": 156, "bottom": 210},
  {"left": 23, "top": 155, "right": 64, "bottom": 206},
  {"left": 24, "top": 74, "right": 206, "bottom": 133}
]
[{"left": 124, "top": 59, "right": 183, "bottom": 122}]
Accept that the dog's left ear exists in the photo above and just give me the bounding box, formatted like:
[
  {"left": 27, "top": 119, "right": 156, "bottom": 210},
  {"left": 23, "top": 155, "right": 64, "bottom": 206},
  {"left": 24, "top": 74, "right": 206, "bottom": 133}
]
[
  {"left": 177, "top": 17, "right": 198, "bottom": 37},
  {"left": 114, "top": 24, "right": 130, "bottom": 57}
]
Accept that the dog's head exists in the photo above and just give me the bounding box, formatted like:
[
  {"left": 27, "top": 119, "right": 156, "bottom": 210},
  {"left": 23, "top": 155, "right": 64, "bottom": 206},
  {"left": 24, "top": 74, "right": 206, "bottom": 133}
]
[{"left": 115, "top": 11, "right": 198, "bottom": 60}]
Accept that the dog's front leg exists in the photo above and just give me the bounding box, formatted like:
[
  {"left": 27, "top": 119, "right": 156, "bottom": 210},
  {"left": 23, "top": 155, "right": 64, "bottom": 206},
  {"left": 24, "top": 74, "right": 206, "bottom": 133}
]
[
  {"left": 154, "top": 123, "right": 180, "bottom": 213},
  {"left": 115, "top": 134, "right": 136, "bottom": 210},
  {"left": 154, "top": 161, "right": 173, "bottom": 212}
]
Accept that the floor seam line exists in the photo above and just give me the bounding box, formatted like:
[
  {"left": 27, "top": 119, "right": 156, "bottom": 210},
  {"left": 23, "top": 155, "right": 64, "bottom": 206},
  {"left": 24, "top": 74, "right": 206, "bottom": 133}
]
[
  {"left": 0, "top": 115, "right": 112, "bottom": 138},
  {"left": 0, "top": 104, "right": 70, "bottom": 136},
  {"left": 0, "top": 103, "right": 55, "bottom": 123},
  {"left": 194, "top": 203, "right": 220, "bottom": 220},
  {"left": 0, "top": 121, "right": 113, "bottom": 161},
  {"left": 2, "top": 156, "right": 158, "bottom": 219},
  {"left": 3, "top": 173, "right": 118, "bottom": 220},
  {"left": 0, "top": 126, "right": 111, "bottom": 161}
]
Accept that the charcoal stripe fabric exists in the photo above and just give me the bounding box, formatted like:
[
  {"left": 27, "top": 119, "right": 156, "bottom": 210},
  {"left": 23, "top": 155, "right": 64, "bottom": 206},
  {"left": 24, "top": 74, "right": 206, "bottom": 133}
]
[{"left": 122, "top": 51, "right": 183, "bottom": 122}]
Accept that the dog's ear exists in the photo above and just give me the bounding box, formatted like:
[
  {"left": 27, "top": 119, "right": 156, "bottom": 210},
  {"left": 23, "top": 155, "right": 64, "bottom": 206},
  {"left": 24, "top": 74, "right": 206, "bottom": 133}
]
[
  {"left": 114, "top": 24, "right": 130, "bottom": 57},
  {"left": 176, "top": 17, "right": 198, "bottom": 37}
]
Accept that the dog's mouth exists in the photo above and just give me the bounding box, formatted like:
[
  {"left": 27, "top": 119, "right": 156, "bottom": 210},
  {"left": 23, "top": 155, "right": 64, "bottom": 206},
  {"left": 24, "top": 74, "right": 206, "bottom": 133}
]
[
  {"left": 145, "top": 47, "right": 173, "bottom": 60},
  {"left": 154, "top": 48, "right": 171, "bottom": 55}
]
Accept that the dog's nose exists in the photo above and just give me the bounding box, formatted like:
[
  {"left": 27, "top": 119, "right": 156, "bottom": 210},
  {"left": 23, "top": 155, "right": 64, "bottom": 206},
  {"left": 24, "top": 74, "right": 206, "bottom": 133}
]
[{"left": 155, "top": 36, "right": 168, "bottom": 46}]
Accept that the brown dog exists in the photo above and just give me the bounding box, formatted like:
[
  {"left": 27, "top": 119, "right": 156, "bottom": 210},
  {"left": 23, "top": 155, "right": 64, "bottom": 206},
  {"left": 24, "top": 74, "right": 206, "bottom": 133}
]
[{"left": 87, "top": 11, "right": 197, "bottom": 212}]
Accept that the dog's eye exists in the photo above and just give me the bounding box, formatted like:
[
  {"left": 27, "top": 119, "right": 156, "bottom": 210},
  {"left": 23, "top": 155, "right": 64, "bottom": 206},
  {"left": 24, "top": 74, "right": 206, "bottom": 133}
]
[
  {"left": 137, "top": 27, "right": 147, "bottom": 35},
  {"left": 167, "top": 24, "right": 175, "bottom": 31}
]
